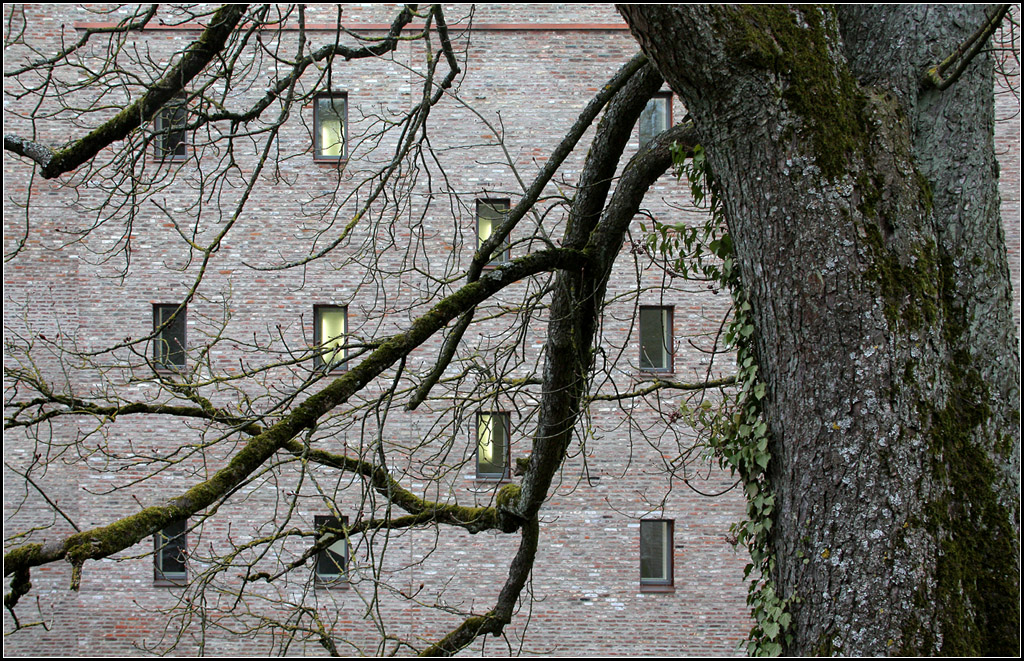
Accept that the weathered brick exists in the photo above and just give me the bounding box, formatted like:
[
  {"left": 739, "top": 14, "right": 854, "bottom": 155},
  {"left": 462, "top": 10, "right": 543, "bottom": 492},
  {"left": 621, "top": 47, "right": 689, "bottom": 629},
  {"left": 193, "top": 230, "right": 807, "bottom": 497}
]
[{"left": 3, "top": 4, "right": 1019, "bottom": 657}]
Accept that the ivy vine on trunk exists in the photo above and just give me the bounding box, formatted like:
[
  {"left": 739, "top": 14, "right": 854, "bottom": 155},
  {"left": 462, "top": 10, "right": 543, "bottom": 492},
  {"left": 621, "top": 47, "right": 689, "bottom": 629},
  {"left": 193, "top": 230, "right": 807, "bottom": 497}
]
[{"left": 622, "top": 4, "right": 1019, "bottom": 655}]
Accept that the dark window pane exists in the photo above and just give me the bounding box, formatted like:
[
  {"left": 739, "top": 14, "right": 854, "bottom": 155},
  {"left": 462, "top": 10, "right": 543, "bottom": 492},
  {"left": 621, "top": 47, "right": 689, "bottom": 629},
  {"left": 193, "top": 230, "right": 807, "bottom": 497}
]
[
  {"left": 639, "top": 94, "right": 670, "bottom": 147},
  {"left": 639, "top": 307, "right": 671, "bottom": 371},
  {"left": 154, "top": 304, "right": 186, "bottom": 369},
  {"left": 155, "top": 519, "right": 187, "bottom": 582},
  {"left": 640, "top": 520, "right": 672, "bottom": 584},
  {"left": 155, "top": 95, "right": 187, "bottom": 159},
  {"left": 315, "top": 515, "right": 348, "bottom": 581}
]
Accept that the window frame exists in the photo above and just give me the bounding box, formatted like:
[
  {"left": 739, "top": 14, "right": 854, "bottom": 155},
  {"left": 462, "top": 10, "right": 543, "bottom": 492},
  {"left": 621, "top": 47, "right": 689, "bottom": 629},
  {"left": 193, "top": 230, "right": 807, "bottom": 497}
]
[
  {"left": 638, "top": 305, "right": 674, "bottom": 373},
  {"left": 314, "top": 515, "right": 350, "bottom": 586},
  {"left": 153, "top": 303, "right": 187, "bottom": 371},
  {"left": 154, "top": 93, "right": 188, "bottom": 160},
  {"left": 154, "top": 519, "right": 188, "bottom": 586},
  {"left": 475, "top": 411, "right": 511, "bottom": 480},
  {"left": 313, "top": 93, "right": 348, "bottom": 162},
  {"left": 313, "top": 305, "right": 348, "bottom": 372},
  {"left": 476, "top": 198, "right": 511, "bottom": 266},
  {"left": 638, "top": 91, "right": 673, "bottom": 148},
  {"left": 639, "top": 518, "right": 674, "bottom": 591}
]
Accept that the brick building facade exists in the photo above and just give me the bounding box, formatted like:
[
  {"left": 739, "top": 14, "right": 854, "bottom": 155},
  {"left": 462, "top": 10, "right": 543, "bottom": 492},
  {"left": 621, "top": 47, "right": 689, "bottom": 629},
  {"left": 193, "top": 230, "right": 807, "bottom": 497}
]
[{"left": 3, "top": 4, "right": 1019, "bottom": 656}]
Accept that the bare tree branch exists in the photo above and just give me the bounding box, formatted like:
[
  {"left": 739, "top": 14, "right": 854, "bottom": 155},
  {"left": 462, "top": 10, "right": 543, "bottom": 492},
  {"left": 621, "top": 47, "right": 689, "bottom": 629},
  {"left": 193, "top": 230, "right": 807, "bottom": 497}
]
[
  {"left": 5, "top": 4, "right": 249, "bottom": 178},
  {"left": 3, "top": 5, "right": 159, "bottom": 78}
]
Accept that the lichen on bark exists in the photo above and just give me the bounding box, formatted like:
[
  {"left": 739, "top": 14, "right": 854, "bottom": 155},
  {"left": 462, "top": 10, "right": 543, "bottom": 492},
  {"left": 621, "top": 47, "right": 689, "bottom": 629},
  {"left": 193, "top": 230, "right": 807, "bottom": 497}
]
[
  {"left": 622, "top": 4, "right": 1020, "bottom": 655},
  {"left": 716, "top": 6, "right": 867, "bottom": 180}
]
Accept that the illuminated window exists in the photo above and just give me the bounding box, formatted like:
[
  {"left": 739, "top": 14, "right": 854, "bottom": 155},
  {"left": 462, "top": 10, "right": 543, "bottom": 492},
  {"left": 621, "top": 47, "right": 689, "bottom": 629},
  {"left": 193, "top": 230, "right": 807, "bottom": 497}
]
[
  {"left": 154, "top": 519, "right": 187, "bottom": 585},
  {"left": 639, "top": 306, "right": 673, "bottom": 372},
  {"left": 154, "top": 93, "right": 188, "bottom": 160},
  {"left": 314, "top": 305, "right": 347, "bottom": 371},
  {"left": 477, "top": 199, "right": 511, "bottom": 265},
  {"left": 314, "top": 94, "right": 347, "bottom": 160},
  {"left": 314, "top": 515, "right": 349, "bottom": 584},
  {"left": 153, "top": 304, "right": 187, "bottom": 370},
  {"left": 640, "top": 519, "right": 673, "bottom": 589},
  {"left": 639, "top": 92, "right": 672, "bottom": 147},
  {"left": 476, "top": 412, "right": 510, "bottom": 479}
]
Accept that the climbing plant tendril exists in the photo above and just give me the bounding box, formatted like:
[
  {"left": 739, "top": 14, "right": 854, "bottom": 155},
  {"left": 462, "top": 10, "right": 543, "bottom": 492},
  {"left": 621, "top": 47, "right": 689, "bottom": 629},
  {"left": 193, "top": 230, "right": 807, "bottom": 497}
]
[{"left": 648, "top": 143, "right": 796, "bottom": 657}]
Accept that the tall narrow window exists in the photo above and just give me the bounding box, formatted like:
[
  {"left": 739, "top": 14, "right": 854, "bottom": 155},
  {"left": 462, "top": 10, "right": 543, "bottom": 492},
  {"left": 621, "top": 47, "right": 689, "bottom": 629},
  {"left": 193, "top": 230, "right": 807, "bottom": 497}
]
[
  {"left": 153, "top": 304, "right": 187, "bottom": 370},
  {"left": 154, "top": 93, "right": 188, "bottom": 160},
  {"left": 476, "top": 199, "right": 511, "bottom": 265},
  {"left": 638, "top": 92, "right": 672, "bottom": 147},
  {"left": 154, "top": 519, "right": 188, "bottom": 585},
  {"left": 476, "top": 412, "right": 510, "bottom": 479},
  {"left": 314, "top": 94, "right": 347, "bottom": 160},
  {"left": 314, "top": 305, "right": 347, "bottom": 371},
  {"left": 640, "top": 519, "right": 674, "bottom": 590},
  {"left": 314, "top": 515, "right": 349, "bottom": 584},
  {"left": 639, "top": 306, "right": 673, "bottom": 372}
]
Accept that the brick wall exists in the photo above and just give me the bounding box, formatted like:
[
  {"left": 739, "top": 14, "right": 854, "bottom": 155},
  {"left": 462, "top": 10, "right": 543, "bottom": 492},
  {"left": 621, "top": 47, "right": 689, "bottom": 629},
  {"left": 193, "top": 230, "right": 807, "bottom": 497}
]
[{"left": 3, "top": 4, "right": 1019, "bottom": 656}]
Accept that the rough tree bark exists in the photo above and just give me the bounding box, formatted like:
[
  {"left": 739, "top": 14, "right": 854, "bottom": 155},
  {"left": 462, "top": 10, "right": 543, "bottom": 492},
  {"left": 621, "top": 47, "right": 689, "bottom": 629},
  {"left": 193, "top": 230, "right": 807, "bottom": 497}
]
[{"left": 621, "top": 5, "right": 1019, "bottom": 656}]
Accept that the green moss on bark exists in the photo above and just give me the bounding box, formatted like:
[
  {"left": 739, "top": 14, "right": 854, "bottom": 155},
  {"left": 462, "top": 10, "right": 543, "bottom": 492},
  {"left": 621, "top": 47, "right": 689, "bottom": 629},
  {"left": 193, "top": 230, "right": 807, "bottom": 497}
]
[
  {"left": 812, "top": 632, "right": 838, "bottom": 656},
  {"left": 911, "top": 355, "right": 1019, "bottom": 655},
  {"left": 64, "top": 505, "right": 191, "bottom": 566},
  {"left": 419, "top": 612, "right": 500, "bottom": 656},
  {"left": 717, "top": 6, "right": 866, "bottom": 179},
  {"left": 855, "top": 149, "right": 1016, "bottom": 653},
  {"left": 861, "top": 224, "right": 942, "bottom": 331},
  {"left": 898, "top": 250, "right": 1019, "bottom": 655},
  {"left": 495, "top": 482, "right": 521, "bottom": 511},
  {"left": 3, "top": 568, "right": 33, "bottom": 613}
]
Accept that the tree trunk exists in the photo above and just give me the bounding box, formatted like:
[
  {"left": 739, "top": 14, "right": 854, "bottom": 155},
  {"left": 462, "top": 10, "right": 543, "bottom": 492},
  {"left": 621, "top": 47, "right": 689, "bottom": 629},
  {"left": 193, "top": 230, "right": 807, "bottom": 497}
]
[{"left": 621, "top": 5, "right": 1019, "bottom": 655}]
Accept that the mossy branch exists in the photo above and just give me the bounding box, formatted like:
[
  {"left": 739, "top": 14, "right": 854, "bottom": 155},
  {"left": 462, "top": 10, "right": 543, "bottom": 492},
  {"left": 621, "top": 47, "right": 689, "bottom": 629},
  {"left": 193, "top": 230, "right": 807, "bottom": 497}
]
[
  {"left": 4, "top": 5, "right": 159, "bottom": 78},
  {"left": 921, "top": 5, "right": 1011, "bottom": 91},
  {"left": 4, "top": 4, "right": 249, "bottom": 179},
  {"left": 517, "top": 64, "right": 677, "bottom": 519},
  {"left": 419, "top": 516, "right": 540, "bottom": 656},
  {"left": 408, "top": 52, "right": 652, "bottom": 410},
  {"left": 203, "top": 4, "right": 419, "bottom": 124},
  {"left": 3, "top": 247, "right": 582, "bottom": 596},
  {"left": 279, "top": 440, "right": 507, "bottom": 534},
  {"left": 420, "top": 63, "right": 692, "bottom": 657},
  {"left": 589, "top": 375, "right": 737, "bottom": 402},
  {"left": 3, "top": 392, "right": 263, "bottom": 436}
]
